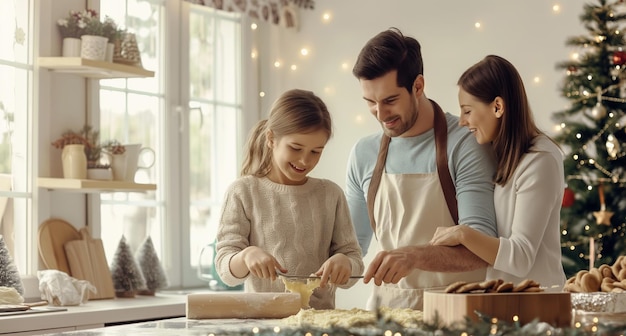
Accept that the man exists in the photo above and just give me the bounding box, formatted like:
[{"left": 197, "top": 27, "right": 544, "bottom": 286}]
[{"left": 346, "top": 28, "right": 498, "bottom": 309}]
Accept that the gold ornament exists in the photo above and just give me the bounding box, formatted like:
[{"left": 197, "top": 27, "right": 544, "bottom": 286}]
[
  {"left": 593, "top": 183, "right": 613, "bottom": 226},
  {"left": 593, "top": 208, "right": 614, "bottom": 225}
]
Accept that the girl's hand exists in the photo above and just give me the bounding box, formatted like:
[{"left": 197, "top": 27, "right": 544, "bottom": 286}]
[
  {"left": 241, "top": 246, "right": 287, "bottom": 281},
  {"left": 315, "top": 254, "right": 352, "bottom": 287},
  {"left": 430, "top": 226, "right": 466, "bottom": 247}
]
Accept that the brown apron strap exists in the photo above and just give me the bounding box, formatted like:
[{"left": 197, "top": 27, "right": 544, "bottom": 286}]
[
  {"left": 366, "top": 99, "right": 458, "bottom": 235},
  {"left": 432, "top": 101, "right": 458, "bottom": 224},
  {"left": 367, "top": 134, "right": 390, "bottom": 233}
]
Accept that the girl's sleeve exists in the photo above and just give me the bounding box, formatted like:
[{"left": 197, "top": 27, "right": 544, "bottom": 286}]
[{"left": 215, "top": 183, "right": 252, "bottom": 286}]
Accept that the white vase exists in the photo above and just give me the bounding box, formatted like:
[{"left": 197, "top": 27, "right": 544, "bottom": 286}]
[
  {"left": 62, "top": 37, "right": 82, "bottom": 57},
  {"left": 62, "top": 144, "right": 87, "bottom": 179},
  {"left": 80, "top": 35, "right": 109, "bottom": 61},
  {"left": 105, "top": 43, "right": 115, "bottom": 62}
]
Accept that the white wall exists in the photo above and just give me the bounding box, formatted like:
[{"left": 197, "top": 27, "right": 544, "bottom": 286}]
[{"left": 255, "top": 0, "right": 590, "bottom": 309}]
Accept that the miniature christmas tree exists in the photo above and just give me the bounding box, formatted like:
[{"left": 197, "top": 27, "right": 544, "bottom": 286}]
[
  {"left": 135, "top": 236, "right": 168, "bottom": 295},
  {"left": 0, "top": 235, "right": 24, "bottom": 296},
  {"left": 553, "top": 0, "right": 626, "bottom": 277},
  {"left": 110, "top": 235, "right": 145, "bottom": 297}
]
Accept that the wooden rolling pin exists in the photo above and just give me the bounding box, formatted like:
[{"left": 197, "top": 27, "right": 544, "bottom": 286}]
[{"left": 187, "top": 292, "right": 301, "bottom": 319}]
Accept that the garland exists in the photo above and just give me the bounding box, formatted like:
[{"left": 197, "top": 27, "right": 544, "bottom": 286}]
[{"left": 185, "top": 310, "right": 626, "bottom": 336}]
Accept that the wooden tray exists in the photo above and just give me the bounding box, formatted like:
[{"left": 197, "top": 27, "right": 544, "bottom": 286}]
[
  {"left": 38, "top": 218, "right": 81, "bottom": 274},
  {"left": 423, "top": 289, "right": 572, "bottom": 327}
]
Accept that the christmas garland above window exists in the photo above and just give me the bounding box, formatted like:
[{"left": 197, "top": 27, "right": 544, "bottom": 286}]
[{"left": 184, "top": 0, "right": 314, "bottom": 29}]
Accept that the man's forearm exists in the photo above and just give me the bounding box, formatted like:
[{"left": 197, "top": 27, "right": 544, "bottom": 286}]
[{"left": 412, "top": 245, "right": 487, "bottom": 272}]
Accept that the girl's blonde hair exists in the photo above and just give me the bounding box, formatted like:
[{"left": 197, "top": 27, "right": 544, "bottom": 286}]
[{"left": 241, "top": 89, "right": 332, "bottom": 177}]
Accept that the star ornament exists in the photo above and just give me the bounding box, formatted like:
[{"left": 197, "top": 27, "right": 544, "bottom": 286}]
[{"left": 593, "top": 210, "right": 614, "bottom": 225}]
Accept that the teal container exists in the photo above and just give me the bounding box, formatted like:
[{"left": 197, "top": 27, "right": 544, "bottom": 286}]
[{"left": 197, "top": 241, "right": 243, "bottom": 291}]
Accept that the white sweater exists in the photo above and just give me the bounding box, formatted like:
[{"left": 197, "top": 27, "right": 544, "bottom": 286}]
[
  {"left": 489, "top": 135, "right": 566, "bottom": 289},
  {"left": 215, "top": 176, "right": 364, "bottom": 309}
]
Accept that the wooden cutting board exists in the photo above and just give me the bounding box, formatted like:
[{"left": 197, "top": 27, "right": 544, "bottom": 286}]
[
  {"left": 187, "top": 292, "right": 301, "bottom": 319},
  {"left": 37, "top": 218, "right": 81, "bottom": 274},
  {"left": 64, "top": 227, "right": 115, "bottom": 300},
  {"left": 423, "top": 289, "right": 572, "bottom": 327}
]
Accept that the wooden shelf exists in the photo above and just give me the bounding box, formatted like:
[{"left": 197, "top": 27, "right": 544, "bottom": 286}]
[
  {"left": 38, "top": 177, "right": 156, "bottom": 193},
  {"left": 38, "top": 57, "right": 155, "bottom": 78}
]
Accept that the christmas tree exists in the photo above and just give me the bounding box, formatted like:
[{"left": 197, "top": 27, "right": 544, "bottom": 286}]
[
  {"left": 135, "top": 236, "right": 168, "bottom": 295},
  {"left": 554, "top": 0, "right": 626, "bottom": 277},
  {"left": 0, "top": 235, "right": 24, "bottom": 295},
  {"left": 110, "top": 235, "right": 146, "bottom": 297}
]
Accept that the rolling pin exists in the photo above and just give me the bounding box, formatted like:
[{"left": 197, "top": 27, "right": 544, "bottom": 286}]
[{"left": 187, "top": 292, "right": 301, "bottom": 319}]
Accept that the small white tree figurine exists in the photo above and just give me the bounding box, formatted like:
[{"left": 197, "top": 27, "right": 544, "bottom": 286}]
[
  {"left": 135, "top": 236, "right": 168, "bottom": 295},
  {"left": 0, "top": 235, "right": 24, "bottom": 296},
  {"left": 110, "top": 235, "right": 145, "bottom": 298}
]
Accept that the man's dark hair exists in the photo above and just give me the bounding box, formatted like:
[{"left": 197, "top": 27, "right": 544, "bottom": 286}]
[{"left": 352, "top": 27, "right": 424, "bottom": 93}]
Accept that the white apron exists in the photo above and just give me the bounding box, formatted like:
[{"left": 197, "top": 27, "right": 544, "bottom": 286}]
[{"left": 366, "top": 101, "right": 485, "bottom": 310}]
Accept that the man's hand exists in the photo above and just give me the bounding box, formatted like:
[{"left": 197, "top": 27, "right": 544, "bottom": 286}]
[
  {"left": 241, "top": 246, "right": 286, "bottom": 281},
  {"left": 363, "top": 246, "right": 417, "bottom": 285}
]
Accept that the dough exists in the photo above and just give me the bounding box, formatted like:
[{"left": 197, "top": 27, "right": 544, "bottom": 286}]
[
  {"left": 281, "top": 307, "right": 423, "bottom": 329},
  {"left": 281, "top": 276, "right": 321, "bottom": 308},
  {"left": 0, "top": 287, "right": 24, "bottom": 305}
]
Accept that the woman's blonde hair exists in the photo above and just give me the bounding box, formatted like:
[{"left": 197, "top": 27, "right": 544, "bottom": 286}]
[{"left": 240, "top": 89, "right": 332, "bottom": 177}]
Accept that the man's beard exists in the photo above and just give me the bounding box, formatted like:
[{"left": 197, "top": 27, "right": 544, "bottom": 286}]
[{"left": 382, "top": 100, "right": 419, "bottom": 137}]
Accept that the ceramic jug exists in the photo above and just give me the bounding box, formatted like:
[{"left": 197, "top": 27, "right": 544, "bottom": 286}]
[
  {"left": 62, "top": 144, "right": 87, "bottom": 179},
  {"left": 119, "top": 144, "right": 155, "bottom": 182}
]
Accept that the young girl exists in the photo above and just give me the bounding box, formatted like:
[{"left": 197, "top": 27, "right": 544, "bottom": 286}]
[
  {"left": 430, "top": 55, "right": 566, "bottom": 289},
  {"left": 215, "top": 89, "right": 364, "bottom": 309}
]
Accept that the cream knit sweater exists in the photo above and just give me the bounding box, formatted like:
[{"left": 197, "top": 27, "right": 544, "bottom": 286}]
[{"left": 215, "top": 176, "right": 364, "bottom": 309}]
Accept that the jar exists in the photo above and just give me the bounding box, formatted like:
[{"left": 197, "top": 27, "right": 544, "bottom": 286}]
[{"left": 62, "top": 144, "right": 87, "bottom": 179}]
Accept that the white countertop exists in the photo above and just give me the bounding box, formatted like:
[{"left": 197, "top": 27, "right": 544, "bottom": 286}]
[{"left": 0, "top": 293, "right": 187, "bottom": 335}]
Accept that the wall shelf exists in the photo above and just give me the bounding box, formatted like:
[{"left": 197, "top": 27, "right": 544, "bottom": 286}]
[
  {"left": 38, "top": 177, "right": 156, "bottom": 193},
  {"left": 38, "top": 57, "right": 155, "bottom": 79}
]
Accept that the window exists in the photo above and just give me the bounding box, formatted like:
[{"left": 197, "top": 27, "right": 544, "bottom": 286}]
[
  {"left": 98, "top": 0, "right": 245, "bottom": 287},
  {"left": 0, "top": 0, "right": 33, "bottom": 273}
]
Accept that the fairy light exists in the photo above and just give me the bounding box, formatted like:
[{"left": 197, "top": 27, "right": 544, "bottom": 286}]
[
  {"left": 250, "top": 23, "right": 258, "bottom": 30},
  {"left": 251, "top": 49, "right": 257, "bottom": 59},
  {"left": 259, "top": 91, "right": 265, "bottom": 98},
  {"left": 474, "top": 21, "right": 482, "bottom": 29},
  {"left": 290, "top": 64, "right": 297, "bottom": 71},
  {"left": 341, "top": 62, "right": 350, "bottom": 70},
  {"left": 274, "top": 60, "right": 281, "bottom": 68},
  {"left": 533, "top": 76, "right": 541, "bottom": 84},
  {"left": 300, "top": 48, "right": 309, "bottom": 56},
  {"left": 322, "top": 12, "right": 331, "bottom": 22},
  {"left": 273, "top": 326, "right": 281, "bottom": 333}
]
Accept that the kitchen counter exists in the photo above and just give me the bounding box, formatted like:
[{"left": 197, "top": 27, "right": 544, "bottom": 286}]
[
  {"left": 41, "top": 317, "right": 290, "bottom": 336},
  {"left": 0, "top": 293, "right": 187, "bottom": 335}
]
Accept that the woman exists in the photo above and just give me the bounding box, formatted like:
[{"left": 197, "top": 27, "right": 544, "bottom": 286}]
[{"left": 430, "top": 55, "right": 566, "bottom": 289}]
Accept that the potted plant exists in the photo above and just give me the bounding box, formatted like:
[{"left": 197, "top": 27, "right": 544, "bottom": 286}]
[
  {"left": 57, "top": 9, "right": 96, "bottom": 57},
  {"left": 51, "top": 125, "right": 121, "bottom": 180}
]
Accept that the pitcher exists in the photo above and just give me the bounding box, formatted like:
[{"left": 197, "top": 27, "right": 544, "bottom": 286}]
[{"left": 120, "top": 144, "right": 155, "bottom": 182}]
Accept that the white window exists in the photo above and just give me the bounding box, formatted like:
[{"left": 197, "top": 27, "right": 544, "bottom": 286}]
[
  {"left": 98, "top": 0, "right": 247, "bottom": 287},
  {"left": 0, "top": 0, "right": 33, "bottom": 273}
]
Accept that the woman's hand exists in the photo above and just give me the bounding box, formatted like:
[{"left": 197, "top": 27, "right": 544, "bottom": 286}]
[
  {"left": 315, "top": 254, "right": 352, "bottom": 287},
  {"left": 240, "top": 246, "right": 286, "bottom": 281},
  {"left": 430, "top": 225, "right": 467, "bottom": 247}
]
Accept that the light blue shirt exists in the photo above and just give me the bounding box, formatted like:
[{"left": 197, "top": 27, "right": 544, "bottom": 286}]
[{"left": 345, "top": 112, "right": 498, "bottom": 255}]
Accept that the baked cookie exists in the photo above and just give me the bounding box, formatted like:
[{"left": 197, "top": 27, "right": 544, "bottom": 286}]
[{"left": 444, "top": 281, "right": 467, "bottom": 293}]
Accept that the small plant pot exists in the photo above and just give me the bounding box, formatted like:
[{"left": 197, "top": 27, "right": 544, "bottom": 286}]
[{"left": 87, "top": 168, "right": 112, "bottom": 180}]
